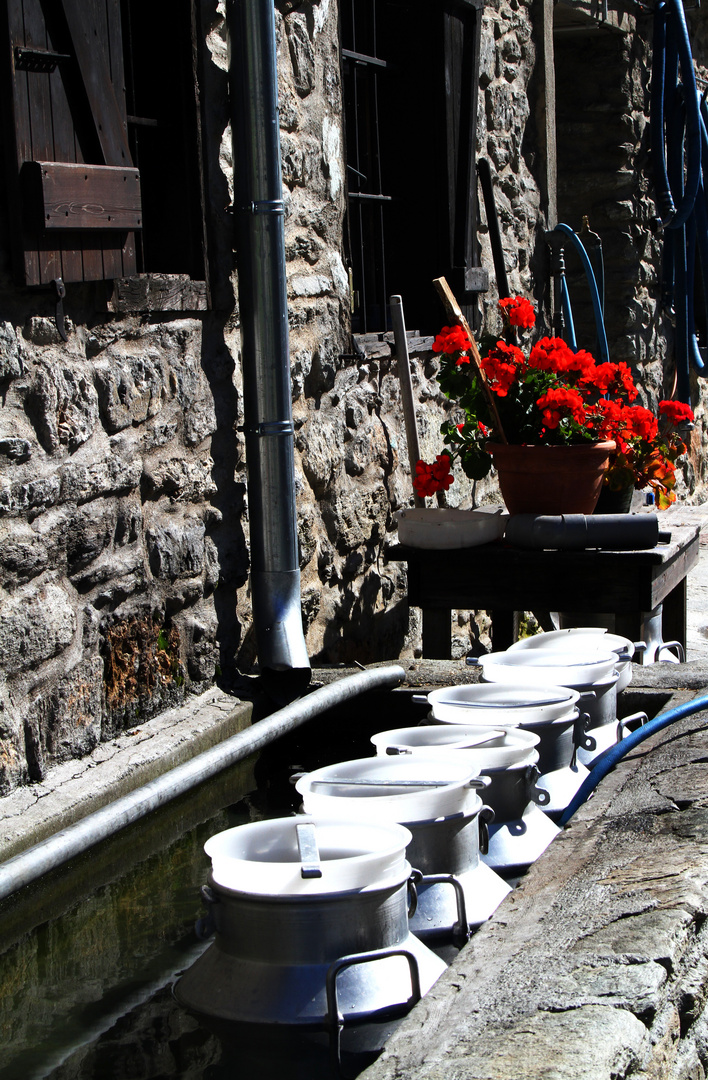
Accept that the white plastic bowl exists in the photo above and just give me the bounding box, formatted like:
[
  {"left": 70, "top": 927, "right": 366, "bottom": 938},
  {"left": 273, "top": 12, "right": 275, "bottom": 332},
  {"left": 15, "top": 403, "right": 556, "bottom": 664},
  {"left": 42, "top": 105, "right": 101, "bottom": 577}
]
[
  {"left": 507, "top": 628, "right": 634, "bottom": 691},
  {"left": 370, "top": 725, "right": 540, "bottom": 770},
  {"left": 296, "top": 756, "right": 483, "bottom": 823},
  {"left": 477, "top": 648, "right": 617, "bottom": 687},
  {"left": 426, "top": 682, "right": 580, "bottom": 726},
  {"left": 205, "top": 816, "right": 413, "bottom": 896},
  {"left": 507, "top": 628, "right": 634, "bottom": 658},
  {"left": 395, "top": 507, "right": 507, "bottom": 549}
]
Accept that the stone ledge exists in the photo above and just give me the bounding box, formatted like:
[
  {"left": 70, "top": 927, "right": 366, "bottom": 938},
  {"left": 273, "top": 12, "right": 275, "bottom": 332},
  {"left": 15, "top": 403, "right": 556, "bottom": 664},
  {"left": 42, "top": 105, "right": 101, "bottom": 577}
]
[
  {"left": 361, "top": 685, "right": 708, "bottom": 1080},
  {"left": 0, "top": 687, "right": 251, "bottom": 863}
]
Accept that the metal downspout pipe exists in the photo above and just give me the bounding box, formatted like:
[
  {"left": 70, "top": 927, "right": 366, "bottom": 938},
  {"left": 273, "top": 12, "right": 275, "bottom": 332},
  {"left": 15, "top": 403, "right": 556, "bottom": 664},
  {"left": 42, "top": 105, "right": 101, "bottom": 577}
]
[
  {"left": 226, "top": 0, "right": 310, "bottom": 696},
  {"left": 0, "top": 666, "right": 407, "bottom": 902}
]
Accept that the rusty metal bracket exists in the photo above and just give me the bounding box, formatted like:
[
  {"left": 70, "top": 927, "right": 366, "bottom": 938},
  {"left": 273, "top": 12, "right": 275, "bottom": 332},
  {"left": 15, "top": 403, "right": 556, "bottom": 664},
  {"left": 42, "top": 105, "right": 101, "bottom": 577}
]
[{"left": 51, "top": 278, "right": 68, "bottom": 342}]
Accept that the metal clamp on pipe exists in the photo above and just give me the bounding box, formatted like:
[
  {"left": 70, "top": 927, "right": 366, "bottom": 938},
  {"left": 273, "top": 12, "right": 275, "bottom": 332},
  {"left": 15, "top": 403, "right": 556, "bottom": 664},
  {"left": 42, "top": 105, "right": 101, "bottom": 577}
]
[{"left": 504, "top": 513, "right": 669, "bottom": 550}]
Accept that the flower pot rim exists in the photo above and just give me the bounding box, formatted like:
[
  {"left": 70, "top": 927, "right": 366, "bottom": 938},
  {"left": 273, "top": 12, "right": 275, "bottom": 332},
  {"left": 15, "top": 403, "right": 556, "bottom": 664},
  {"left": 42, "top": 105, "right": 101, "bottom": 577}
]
[{"left": 487, "top": 440, "right": 616, "bottom": 452}]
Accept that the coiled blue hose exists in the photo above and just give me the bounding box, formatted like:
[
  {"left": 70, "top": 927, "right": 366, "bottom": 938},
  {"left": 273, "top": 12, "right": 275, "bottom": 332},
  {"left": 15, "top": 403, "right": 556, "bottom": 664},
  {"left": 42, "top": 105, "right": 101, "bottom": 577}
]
[
  {"left": 559, "top": 692, "right": 708, "bottom": 825},
  {"left": 651, "top": 0, "right": 702, "bottom": 229},
  {"left": 651, "top": 0, "right": 704, "bottom": 395}
]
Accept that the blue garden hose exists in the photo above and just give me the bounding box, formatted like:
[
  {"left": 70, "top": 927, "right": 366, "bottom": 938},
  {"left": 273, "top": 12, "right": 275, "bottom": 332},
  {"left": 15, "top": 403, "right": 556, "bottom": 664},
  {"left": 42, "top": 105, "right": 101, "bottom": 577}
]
[
  {"left": 651, "top": 0, "right": 704, "bottom": 397},
  {"left": 559, "top": 692, "right": 708, "bottom": 825},
  {"left": 553, "top": 222, "right": 610, "bottom": 364}
]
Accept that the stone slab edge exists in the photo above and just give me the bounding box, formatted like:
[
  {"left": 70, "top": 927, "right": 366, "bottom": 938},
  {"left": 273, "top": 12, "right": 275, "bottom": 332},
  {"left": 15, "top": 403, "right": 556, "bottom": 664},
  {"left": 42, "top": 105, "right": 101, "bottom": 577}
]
[
  {"left": 360, "top": 686, "right": 708, "bottom": 1080},
  {"left": 0, "top": 687, "right": 252, "bottom": 863}
]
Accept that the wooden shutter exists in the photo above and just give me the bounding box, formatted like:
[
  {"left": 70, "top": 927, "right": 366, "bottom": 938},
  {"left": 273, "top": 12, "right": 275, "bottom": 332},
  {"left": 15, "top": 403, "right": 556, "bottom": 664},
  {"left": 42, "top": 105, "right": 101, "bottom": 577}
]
[
  {"left": 2, "top": 0, "right": 141, "bottom": 285},
  {"left": 443, "top": 0, "right": 486, "bottom": 306}
]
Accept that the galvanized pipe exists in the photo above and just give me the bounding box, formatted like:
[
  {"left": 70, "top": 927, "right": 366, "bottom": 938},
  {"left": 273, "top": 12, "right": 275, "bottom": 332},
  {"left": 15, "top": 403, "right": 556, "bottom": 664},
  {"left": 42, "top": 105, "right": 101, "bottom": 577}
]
[
  {"left": 227, "top": 0, "right": 310, "bottom": 685},
  {"left": 0, "top": 666, "right": 406, "bottom": 902}
]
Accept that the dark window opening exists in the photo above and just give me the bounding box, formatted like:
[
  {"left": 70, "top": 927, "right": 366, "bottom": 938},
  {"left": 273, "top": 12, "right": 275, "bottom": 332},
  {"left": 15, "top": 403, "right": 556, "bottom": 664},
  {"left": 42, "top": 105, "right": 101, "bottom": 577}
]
[
  {"left": 121, "top": 0, "right": 205, "bottom": 279},
  {"left": 341, "top": 0, "right": 484, "bottom": 336}
]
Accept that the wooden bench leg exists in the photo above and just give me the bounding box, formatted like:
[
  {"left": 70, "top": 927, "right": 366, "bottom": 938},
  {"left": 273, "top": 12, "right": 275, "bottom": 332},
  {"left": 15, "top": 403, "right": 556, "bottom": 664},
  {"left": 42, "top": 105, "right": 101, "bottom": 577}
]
[
  {"left": 661, "top": 577, "right": 688, "bottom": 657},
  {"left": 422, "top": 608, "right": 452, "bottom": 659},
  {"left": 490, "top": 609, "right": 515, "bottom": 652}
]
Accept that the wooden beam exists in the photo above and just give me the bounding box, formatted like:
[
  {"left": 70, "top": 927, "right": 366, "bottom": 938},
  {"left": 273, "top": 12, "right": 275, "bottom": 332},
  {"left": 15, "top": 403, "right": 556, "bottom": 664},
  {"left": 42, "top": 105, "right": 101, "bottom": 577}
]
[
  {"left": 433, "top": 276, "right": 508, "bottom": 443},
  {"left": 30, "top": 161, "right": 142, "bottom": 229}
]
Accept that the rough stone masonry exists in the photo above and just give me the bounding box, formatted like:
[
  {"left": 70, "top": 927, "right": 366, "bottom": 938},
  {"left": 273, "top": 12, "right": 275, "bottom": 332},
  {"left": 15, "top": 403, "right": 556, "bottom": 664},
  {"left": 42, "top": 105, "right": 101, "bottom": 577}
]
[{"left": 1, "top": 0, "right": 708, "bottom": 794}]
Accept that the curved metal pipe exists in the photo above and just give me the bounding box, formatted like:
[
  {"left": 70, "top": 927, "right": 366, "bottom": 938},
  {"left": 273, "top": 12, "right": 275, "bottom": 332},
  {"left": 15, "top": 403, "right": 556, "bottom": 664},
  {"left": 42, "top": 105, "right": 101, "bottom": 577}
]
[
  {"left": 0, "top": 666, "right": 406, "bottom": 902},
  {"left": 227, "top": 0, "right": 310, "bottom": 691}
]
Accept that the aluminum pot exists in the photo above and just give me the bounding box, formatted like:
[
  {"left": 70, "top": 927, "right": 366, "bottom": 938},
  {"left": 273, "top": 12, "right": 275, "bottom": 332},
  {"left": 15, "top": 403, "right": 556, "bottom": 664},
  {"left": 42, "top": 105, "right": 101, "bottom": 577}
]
[
  {"left": 175, "top": 816, "right": 447, "bottom": 1028},
  {"left": 516, "top": 712, "right": 591, "bottom": 819},
  {"left": 296, "top": 758, "right": 508, "bottom": 942},
  {"left": 478, "top": 764, "right": 559, "bottom": 874},
  {"left": 402, "top": 809, "right": 511, "bottom": 942}
]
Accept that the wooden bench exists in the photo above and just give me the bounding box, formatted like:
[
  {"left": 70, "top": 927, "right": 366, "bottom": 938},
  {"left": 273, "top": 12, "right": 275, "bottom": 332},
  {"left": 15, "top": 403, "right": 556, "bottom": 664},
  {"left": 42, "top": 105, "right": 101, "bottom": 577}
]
[{"left": 388, "top": 523, "right": 700, "bottom": 658}]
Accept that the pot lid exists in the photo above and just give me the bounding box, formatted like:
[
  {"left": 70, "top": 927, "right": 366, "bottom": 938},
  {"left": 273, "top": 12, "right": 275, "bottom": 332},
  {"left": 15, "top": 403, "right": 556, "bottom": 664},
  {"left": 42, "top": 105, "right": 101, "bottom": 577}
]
[
  {"left": 427, "top": 682, "right": 580, "bottom": 726},
  {"left": 370, "top": 725, "right": 540, "bottom": 770},
  {"left": 296, "top": 756, "right": 484, "bottom": 823},
  {"left": 477, "top": 648, "right": 616, "bottom": 687},
  {"left": 205, "top": 816, "right": 413, "bottom": 896},
  {"left": 507, "top": 628, "right": 635, "bottom": 660}
]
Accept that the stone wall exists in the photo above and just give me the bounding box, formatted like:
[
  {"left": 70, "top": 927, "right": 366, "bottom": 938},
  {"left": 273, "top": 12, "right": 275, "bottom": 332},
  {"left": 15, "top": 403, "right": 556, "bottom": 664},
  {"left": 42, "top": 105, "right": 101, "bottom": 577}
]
[{"left": 1, "top": 0, "right": 707, "bottom": 793}]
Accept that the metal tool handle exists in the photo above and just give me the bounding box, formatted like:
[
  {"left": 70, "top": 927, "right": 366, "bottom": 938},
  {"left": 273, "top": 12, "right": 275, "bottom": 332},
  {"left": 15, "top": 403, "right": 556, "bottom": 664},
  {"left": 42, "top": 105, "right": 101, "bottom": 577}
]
[{"left": 296, "top": 821, "right": 322, "bottom": 879}]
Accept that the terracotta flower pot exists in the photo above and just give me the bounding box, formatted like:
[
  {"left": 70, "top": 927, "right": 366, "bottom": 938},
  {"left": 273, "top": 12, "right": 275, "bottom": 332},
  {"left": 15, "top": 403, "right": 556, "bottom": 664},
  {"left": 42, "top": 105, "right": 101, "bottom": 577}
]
[{"left": 487, "top": 441, "right": 616, "bottom": 516}]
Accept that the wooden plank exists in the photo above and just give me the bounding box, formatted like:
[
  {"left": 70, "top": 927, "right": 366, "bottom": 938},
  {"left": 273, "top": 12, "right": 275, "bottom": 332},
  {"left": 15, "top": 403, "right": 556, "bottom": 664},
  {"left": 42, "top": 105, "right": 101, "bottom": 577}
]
[
  {"left": 45, "top": 0, "right": 84, "bottom": 282},
  {"left": 433, "top": 276, "right": 509, "bottom": 442},
  {"left": 57, "top": 0, "right": 132, "bottom": 167},
  {"left": 31, "top": 161, "right": 142, "bottom": 229},
  {"left": 104, "top": 0, "right": 136, "bottom": 277},
  {"left": 1, "top": 1, "right": 37, "bottom": 282},
  {"left": 107, "top": 275, "right": 208, "bottom": 312},
  {"left": 23, "top": 0, "right": 62, "bottom": 284}
]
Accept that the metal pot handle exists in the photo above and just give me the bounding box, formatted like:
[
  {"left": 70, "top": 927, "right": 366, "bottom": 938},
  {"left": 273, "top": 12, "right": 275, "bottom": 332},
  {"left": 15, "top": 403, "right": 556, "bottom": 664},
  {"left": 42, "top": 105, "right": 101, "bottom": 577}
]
[
  {"left": 325, "top": 946, "right": 422, "bottom": 1077},
  {"left": 573, "top": 711, "right": 597, "bottom": 753},
  {"left": 407, "top": 868, "right": 422, "bottom": 918},
  {"left": 195, "top": 883, "right": 218, "bottom": 940},
  {"left": 617, "top": 711, "right": 648, "bottom": 741},
  {"left": 478, "top": 805, "right": 495, "bottom": 855},
  {"left": 525, "top": 764, "right": 551, "bottom": 806},
  {"left": 416, "top": 872, "right": 471, "bottom": 946}
]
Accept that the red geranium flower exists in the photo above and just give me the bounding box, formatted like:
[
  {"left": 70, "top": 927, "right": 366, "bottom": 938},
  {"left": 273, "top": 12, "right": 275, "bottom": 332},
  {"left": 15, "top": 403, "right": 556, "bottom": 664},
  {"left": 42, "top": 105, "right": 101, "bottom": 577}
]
[
  {"left": 499, "top": 296, "right": 536, "bottom": 329},
  {"left": 659, "top": 400, "right": 694, "bottom": 425},
  {"left": 481, "top": 341, "right": 525, "bottom": 396},
  {"left": 413, "top": 454, "right": 454, "bottom": 498},
  {"left": 536, "top": 387, "right": 587, "bottom": 429},
  {"left": 432, "top": 325, "right": 472, "bottom": 357}
]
